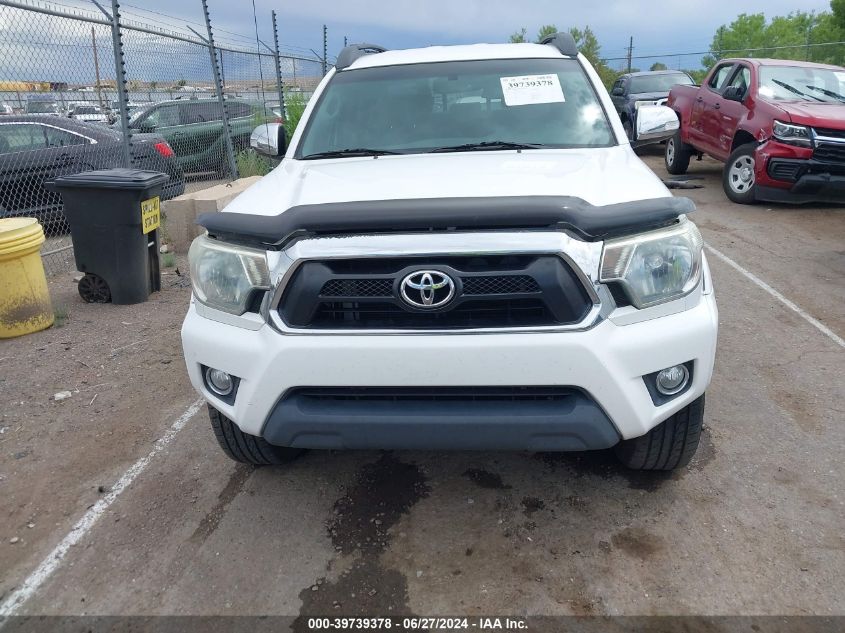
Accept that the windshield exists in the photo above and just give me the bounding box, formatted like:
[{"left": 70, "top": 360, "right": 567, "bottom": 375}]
[
  {"left": 629, "top": 73, "right": 693, "bottom": 94},
  {"left": 26, "top": 101, "right": 59, "bottom": 113},
  {"left": 296, "top": 58, "right": 615, "bottom": 158},
  {"left": 759, "top": 65, "right": 845, "bottom": 103},
  {"left": 74, "top": 106, "right": 100, "bottom": 114}
]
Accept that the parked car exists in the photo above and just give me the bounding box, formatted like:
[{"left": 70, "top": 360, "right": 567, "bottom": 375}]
[
  {"left": 67, "top": 104, "right": 109, "bottom": 124},
  {"left": 611, "top": 70, "right": 695, "bottom": 141},
  {"left": 0, "top": 115, "right": 184, "bottom": 224},
  {"left": 182, "top": 36, "right": 716, "bottom": 472},
  {"left": 25, "top": 97, "right": 62, "bottom": 116},
  {"left": 125, "top": 98, "right": 267, "bottom": 173},
  {"left": 667, "top": 58, "right": 845, "bottom": 204},
  {"left": 0, "top": 103, "right": 14, "bottom": 115}
]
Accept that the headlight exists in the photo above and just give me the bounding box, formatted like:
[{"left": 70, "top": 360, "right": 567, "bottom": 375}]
[
  {"left": 772, "top": 120, "right": 811, "bottom": 147},
  {"left": 188, "top": 234, "right": 271, "bottom": 315},
  {"left": 600, "top": 218, "right": 703, "bottom": 309}
]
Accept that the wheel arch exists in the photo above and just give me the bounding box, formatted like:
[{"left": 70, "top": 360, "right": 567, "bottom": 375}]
[{"left": 731, "top": 129, "right": 757, "bottom": 152}]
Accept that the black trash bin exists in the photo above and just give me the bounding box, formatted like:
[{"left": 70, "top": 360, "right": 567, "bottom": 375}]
[{"left": 48, "top": 169, "right": 169, "bottom": 305}]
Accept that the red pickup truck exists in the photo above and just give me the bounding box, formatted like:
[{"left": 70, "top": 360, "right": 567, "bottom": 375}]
[{"left": 665, "top": 58, "right": 845, "bottom": 204}]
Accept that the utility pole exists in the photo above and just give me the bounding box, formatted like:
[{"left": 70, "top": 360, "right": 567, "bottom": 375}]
[
  {"left": 805, "top": 14, "right": 815, "bottom": 61},
  {"left": 626, "top": 36, "right": 633, "bottom": 73},
  {"left": 91, "top": 26, "right": 103, "bottom": 109},
  {"left": 272, "top": 10, "right": 285, "bottom": 117},
  {"left": 322, "top": 24, "right": 328, "bottom": 75}
]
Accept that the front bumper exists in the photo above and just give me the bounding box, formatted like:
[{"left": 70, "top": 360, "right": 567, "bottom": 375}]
[
  {"left": 181, "top": 281, "right": 718, "bottom": 450},
  {"left": 756, "top": 140, "right": 845, "bottom": 204}
]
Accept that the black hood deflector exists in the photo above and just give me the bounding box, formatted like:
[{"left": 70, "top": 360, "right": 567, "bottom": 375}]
[{"left": 197, "top": 195, "right": 695, "bottom": 250}]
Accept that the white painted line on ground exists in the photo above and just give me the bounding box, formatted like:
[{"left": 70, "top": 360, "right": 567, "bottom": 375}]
[
  {"left": 0, "top": 398, "right": 204, "bottom": 618},
  {"left": 706, "top": 244, "right": 845, "bottom": 350}
]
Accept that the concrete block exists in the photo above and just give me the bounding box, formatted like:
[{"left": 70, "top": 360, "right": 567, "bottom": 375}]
[{"left": 162, "top": 176, "right": 262, "bottom": 254}]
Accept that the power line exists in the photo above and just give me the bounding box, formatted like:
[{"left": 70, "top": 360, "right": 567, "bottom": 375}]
[{"left": 604, "top": 40, "right": 845, "bottom": 62}]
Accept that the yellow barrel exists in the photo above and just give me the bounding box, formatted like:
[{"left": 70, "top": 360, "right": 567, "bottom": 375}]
[{"left": 0, "top": 218, "right": 54, "bottom": 338}]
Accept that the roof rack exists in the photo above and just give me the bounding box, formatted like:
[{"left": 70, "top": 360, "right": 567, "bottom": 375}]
[
  {"left": 335, "top": 43, "right": 388, "bottom": 71},
  {"left": 539, "top": 32, "right": 579, "bottom": 57}
]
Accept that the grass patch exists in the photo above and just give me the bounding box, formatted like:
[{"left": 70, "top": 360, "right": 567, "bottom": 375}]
[
  {"left": 235, "top": 149, "right": 274, "bottom": 177},
  {"left": 161, "top": 252, "right": 176, "bottom": 268},
  {"left": 53, "top": 304, "right": 68, "bottom": 328}
]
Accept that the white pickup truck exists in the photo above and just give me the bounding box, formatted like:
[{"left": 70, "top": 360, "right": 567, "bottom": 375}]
[{"left": 181, "top": 34, "right": 718, "bottom": 471}]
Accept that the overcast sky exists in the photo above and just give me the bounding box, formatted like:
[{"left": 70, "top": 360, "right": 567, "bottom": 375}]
[{"left": 109, "top": 0, "right": 834, "bottom": 69}]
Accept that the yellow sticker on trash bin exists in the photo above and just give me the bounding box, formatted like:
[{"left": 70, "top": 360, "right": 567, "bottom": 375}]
[{"left": 141, "top": 196, "right": 160, "bottom": 234}]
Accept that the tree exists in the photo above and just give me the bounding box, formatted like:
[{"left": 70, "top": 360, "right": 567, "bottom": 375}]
[
  {"left": 702, "top": 10, "right": 844, "bottom": 68},
  {"left": 832, "top": 0, "right": 845, "bottom": 29},
  {"left": 509, "top": 28, "right": 527, "bottom": 43},
  {"left": 535, "top": 24, "right": 558, "bottom": 42},
  {"left": 650, "top": 62, "right": 668, "bottom": 71},
  {"left": 569, "top": 26, "right": 619, "bottom": 88}
]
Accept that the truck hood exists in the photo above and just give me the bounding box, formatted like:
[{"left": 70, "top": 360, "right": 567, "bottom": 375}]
[
  {"left": 629, "top": 91, "right": 670, "bottom": 101},
  {"left": 224, "top": 145, "right": 670, "bottom": 217},
  {"left": 777, "top": 101, "right": 845, "bottom": 129}
]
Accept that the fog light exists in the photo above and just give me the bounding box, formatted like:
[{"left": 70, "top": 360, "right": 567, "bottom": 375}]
[
  {"left": 205, "top": 367, "right": 234, "bottom": 396},
  {"left": 656, "top": 365, "right": 689, "bottom": 396}
]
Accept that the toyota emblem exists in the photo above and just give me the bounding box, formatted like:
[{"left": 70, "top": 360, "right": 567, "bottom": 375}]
[{"left": 400, "top": 270, "right": 455, "bottom": 309}]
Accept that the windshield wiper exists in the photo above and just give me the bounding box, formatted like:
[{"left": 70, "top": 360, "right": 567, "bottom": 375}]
[
  {"left": 300, "top": 148, "right": 404, "bottom": 159},
  {"left": 771, "top": 79, "right": 825, "bottom": 102},
  {"left": 803, "top": 84, "right": 845, "bottom": 102},
  {"left": 429, "top": 140, "right": 546, "bottom": 153}
]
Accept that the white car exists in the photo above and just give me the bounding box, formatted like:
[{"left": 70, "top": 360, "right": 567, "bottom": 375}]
[
  {"left": 182, "top": 35, "right": 718, "bottom": 471},
  {"left": 67, "top": 104, "right": 109, "bottom": 124}
]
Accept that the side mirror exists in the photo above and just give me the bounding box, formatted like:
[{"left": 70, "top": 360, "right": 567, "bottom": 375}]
[
  {"left": 633, "top": 105, "right": 679, "bottom": 146},
  {"left": 250, "top": 122, "right": 287, "bottom": 158},
  {"left": 611, "top": 86, "right": 624, "bottom": 96},
  {"left": 722, "top": 85, "right": 745, "bottom": 102}
]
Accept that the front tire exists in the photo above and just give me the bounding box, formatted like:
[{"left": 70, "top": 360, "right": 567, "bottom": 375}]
[
  {"left": 664, "top": 130, "right": 692, "bottom": 175},
  {"left": 614, "top": 395, "right": 704, "bottom": 470},
  {"left": 723, "top": 143, "right": 758, "bottom": 204},
  {"left": 208, "top": 405, "right": 303, "bottom": 465}
]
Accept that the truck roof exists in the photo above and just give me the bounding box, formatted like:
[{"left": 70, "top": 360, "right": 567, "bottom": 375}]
[
  {"left": 719, "top": 57, "right": 844, "bottom": 71},
  {"left": 621, "top": 70, "right": 692, "bottom": 78},
  {"left": 346, "top": 42, "right": 565, "bottom": 70}
]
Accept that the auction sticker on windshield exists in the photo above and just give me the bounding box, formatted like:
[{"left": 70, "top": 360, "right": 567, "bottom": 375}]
[
  {"left": 140, "top": 196, "right": 161, "bottom": 234},
  {"left": 500, "top": 74, "right": 565, "bottom": 106}
]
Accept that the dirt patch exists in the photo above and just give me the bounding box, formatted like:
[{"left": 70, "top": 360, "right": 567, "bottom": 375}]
[
  {"left": 535, "top": 451, "right": 678, "bottom": 492},
  {"left": 611, "top": 527, "right": 666, "bottom": 561},
  {"left": 0, "top": 261, "right": 196, "bottom": 599},
  {"left": 189, "top": 464, "right": 253, "bottom": 544},
  {"left": 462, "top": 468, "right": 511, "bottom": 490},
  {"left": 294, "top": 560, "right": 412, "bottom": 626},
  {"left": 521, "top": 496, "right": 545, "bottom": 516},
  {"left": 0, "top": 294, "right": 53, "bottom": 332},
  {"left": 327, "top": 453, "right": 430, "bottom": 556},
  {"left": 294, "top": 454, "right": 430, "bottom": 624}
]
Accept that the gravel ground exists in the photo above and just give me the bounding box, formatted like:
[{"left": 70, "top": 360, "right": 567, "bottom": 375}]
[{"left": 0, "top": 149, "right": 843, "bottom": 623}]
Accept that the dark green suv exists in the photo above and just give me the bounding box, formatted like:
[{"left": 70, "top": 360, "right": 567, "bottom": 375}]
[{"left": 126, "top": 99, "right": 267, "bottom": 173}]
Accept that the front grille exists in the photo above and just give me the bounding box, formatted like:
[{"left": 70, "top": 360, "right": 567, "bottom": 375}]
[
  {"left": 813, "top": 143, "right": 845, "bottom": 163},
  {"left": 278, "top": 255, "right": 592, "bottom": 330},
  {"left": 461, "top": 275, "right": 540, "bottom": 295},
  {"left": 319, "top": 274, "right": 541, "bottom": 298},
  {"left": 287, "top": 386, "right": 579, "bottom": 402},
  {"left": 312, "top": 298, "right": 551, "bottom": 329},
  {"left": 814, "top": 127, "right": 845, "bottom": 140},
  {"left": 321, "top": 278, "right": 393, "bottom": 297}
]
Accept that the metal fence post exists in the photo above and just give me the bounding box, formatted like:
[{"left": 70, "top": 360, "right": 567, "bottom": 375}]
[
  {"left": 272, "top": 10, "right": 285, "bottom": 118},
  {"left": 201, "top": 0, "right": 238, "bottom": 179},
  {"left": 93, "top": 0, "right": 133, "bottom": 167}
]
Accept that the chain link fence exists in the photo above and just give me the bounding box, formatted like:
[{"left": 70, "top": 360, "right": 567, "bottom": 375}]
[{"left": 0, "top": 0, "right": 323, "bottom": 275}]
